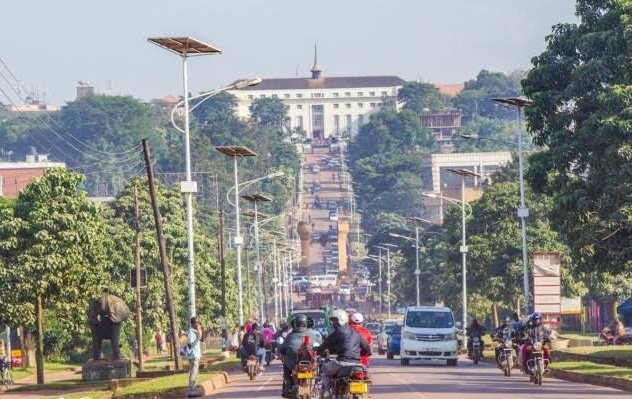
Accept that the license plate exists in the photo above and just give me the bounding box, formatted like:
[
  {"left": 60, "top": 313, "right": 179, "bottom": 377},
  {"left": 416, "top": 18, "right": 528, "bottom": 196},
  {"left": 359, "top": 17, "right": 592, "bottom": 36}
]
[
  {"left": 349, "top": 381, "right": 368, "bottom": 394},
  {"left": 297, "top": 371, "right": 313, "bottom": 379},
  {"left": 246, "top": 360, "right": 257, "bottom": 366}
]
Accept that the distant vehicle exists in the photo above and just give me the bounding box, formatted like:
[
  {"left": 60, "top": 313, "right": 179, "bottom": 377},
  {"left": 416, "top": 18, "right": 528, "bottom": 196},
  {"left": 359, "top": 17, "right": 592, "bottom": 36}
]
[
  {"left": 327, "top": 200, "right": 338, "bottom": 210},
  {"left": 310, "top": 232, "right": 321, "bottom": 241},
  {"left": 325, "top": 269, "right": 338, "bottom": 276},
  {"left": 387, "top": 324, "right": 402, "bottom": 359},
  {"left": 292, "top": 276, "right": 308, "bottom": 290},
  {"left": 329, "top": 211, "right": 339, "bottom": 222},
  {"left": 399, "top": 306, "right": 458, "bottom": 366},
  {"left": 338, "top": 284, "right": 352, "bottom": 296},
  {"left": 378, "top": 319, "right": 402, "bottom": 355},
  {"left": 307, "top": 274, "right": 338, "bottom": 289},
  {"left": 312, "top": 165, "right": 320, "bottom": 173},
  {"left": 290, "top": 308, "right": 330, "bottom": 337},
  {"left": 366, "top": 322, "right": 380, "bottom": 341}
]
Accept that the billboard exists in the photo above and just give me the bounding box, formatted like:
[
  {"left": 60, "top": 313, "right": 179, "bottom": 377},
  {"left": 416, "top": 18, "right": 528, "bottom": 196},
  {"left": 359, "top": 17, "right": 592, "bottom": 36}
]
[{"left": 533, "top": 252, "right": 561, "bottom": 325}]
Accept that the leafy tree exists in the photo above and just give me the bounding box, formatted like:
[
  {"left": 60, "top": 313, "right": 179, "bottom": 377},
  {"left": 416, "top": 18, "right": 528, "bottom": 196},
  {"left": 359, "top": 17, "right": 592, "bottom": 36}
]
[
  {"left": 453, "top": 70, "right": 523, "bottom": 120},
  {"left": 0, "top": 168, "right": 109, "bottom": 383},
  {"left": 397, "top": 81, "right": 448, "bottom": 113},
  {"left": 249, "top": 97, "right": 289, "bottom": 129},
  {"left": 522, "top": 0, "right": 632, "bottom": 275}
]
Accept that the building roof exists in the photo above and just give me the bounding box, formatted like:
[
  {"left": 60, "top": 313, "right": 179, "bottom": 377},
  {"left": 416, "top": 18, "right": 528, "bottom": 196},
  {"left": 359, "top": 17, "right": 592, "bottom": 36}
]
[
  {"left": 435, "top": 83, "right": 464, "bottom": 97},
  {"left": 238, "top": 76, "right": 406, "bottom": 91}
]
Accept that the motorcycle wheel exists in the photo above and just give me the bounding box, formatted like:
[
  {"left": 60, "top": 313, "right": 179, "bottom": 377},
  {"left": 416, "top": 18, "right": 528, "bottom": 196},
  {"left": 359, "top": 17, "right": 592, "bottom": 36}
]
[
  {"left": 506, "top": 355, "right": 512, "bottom": 377},
  {"left": 537, "top": 359, "right": 544, "bottom": 386},
  {"left": 473, "top": 350, "right": 479, "bottom": 365}
]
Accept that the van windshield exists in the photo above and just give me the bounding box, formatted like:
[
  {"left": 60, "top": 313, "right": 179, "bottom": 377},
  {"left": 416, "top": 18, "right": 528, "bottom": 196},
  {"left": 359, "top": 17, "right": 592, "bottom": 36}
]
[
  {"left": 406, "top": 311, "right": 454, "bottom": 328},
  {"left": 295, "top": 311, "right": 327, "bottom": 329}
]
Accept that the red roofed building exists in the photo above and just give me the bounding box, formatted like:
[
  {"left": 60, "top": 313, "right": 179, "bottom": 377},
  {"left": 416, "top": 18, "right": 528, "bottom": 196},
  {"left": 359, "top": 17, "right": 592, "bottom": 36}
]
[{"left": 0, "top": 155, "right": 66, "bottom": 198}]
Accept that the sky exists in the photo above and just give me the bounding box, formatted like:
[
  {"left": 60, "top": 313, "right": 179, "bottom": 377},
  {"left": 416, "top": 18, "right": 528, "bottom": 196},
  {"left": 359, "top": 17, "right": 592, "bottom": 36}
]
[{"left": 0, "top": 0, "right": 578, "bottom": 105}]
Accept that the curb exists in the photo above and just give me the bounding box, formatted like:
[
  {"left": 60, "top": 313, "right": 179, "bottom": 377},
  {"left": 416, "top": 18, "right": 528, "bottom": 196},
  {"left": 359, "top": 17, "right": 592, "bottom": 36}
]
[
  {"left": 552, "top": 350, "right": 632, "bottom": 368},
  {"left": 550, "top": 368, "right": 632, "bottom": 393},
  {"left": 113, "top": 371, "right": 230, "bottom": 399}
]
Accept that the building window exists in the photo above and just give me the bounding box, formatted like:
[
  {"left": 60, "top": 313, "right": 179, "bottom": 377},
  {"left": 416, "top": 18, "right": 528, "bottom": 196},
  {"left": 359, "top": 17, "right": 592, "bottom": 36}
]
[
  {"left": 272, "top": 94, "right": 278, "bottom": 98},
  {"left": 381, "top": 91, "right": 388, "bottom": 96},
  {"left": 357, "top": 92, "right": 364, "bottom": 96},
  {"left": 248, "top": 95, "right": 254, "bottom": 100},
  {"left": 358, "top": 115, "right": 364, "bottom": 126},
  {"left": 345, "top": 92, "right": 351, "bottom": 97},
  {"left": 312, "top": 93, "right": 323, "bottom": 98},
  {"left": 333, "top": 104, "right": 339, "bottom": 109},
  {"left": 297, "top": 104, "right": 303, "bottom": 110},
  {"left": 334, "top": 115, "right": 340, "bottom": 133},
  {"left": 370, "top": 103, "right": 376, "bottom": 108},
  {"left": 345, "top": 115, "right": 352, "bottom": 131},
  {"left": 358, "top": 103, "right": 364, "bottom": 108},
  {"left": 333, "top": 92, "right": 339, "bottom": 97},
  {"left": 369, "top": 91, "right": 376, "bottom": 96},
  {"left": 297, "top": 93, "right": 303, "bottom": 98},
  {"left": 346, "top": 103, "right": 351, "bottom": 109},
  {"left": 284, "top": 93, "right": 290, "bottom": 98},
  {"left": 296, "top": 116, "right": 303, "bottom": 128},
  {"left": 260, "top": 94, "right": 266, "bottom": 98}
]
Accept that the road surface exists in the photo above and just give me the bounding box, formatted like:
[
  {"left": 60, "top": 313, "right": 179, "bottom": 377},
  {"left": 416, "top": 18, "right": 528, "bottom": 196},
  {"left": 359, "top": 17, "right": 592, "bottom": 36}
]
[{"left": 202, "top": 356, "right": 628, "bottom": 398}]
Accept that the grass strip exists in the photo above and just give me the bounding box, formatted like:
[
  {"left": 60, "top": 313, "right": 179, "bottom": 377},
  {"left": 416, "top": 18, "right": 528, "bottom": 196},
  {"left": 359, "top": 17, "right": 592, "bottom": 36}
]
[
  {"left": 553, "top": 360, "right": 632, "bottom": 379},
  {"left": 563, "top": 346, "right": 632, "bottom": 359}
]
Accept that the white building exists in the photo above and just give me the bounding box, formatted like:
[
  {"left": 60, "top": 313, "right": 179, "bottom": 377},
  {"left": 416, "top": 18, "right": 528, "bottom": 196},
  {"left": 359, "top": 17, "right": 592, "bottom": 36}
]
[{"left": 230, "top": 49, "right": 405, "bottom": 139}]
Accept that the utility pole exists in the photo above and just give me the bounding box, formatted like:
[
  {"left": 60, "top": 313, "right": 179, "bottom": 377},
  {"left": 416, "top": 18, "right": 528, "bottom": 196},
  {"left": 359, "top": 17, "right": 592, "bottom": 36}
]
[
  {"left": 218, "top": 209, "right": 228, "bottom": 355},
  {"left": 142, "top": 139, "right": 181, "bottom": 371},
  {"left": 133, "top": 185, "right": 144, "bottom": 371}
]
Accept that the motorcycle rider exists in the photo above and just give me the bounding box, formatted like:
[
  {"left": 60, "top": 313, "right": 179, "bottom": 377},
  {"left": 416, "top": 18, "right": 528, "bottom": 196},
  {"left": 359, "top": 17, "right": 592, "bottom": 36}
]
[
  {"left": 279, "top": 314, "right": 322, "bottom": 398},
  {"left": 241, "top": 322, "right": 266, "bottom": 370},
  {"left": 492, "top": 317, "right": 512, "bottom": 367},
  {"left": 307, "top": 316, "right": 324, "bottom": 342},
  {"left": 520, "top": 312, "right": 551, "bottom": 373},
  {"left": 349, "top": 312, "right": 373, "bottom": 367},
  {"left": 317, "top": 309, "right": 370, "bottom": 398},
  {"left": 466, "top": 319, "right": 486, "bottom": 358}
]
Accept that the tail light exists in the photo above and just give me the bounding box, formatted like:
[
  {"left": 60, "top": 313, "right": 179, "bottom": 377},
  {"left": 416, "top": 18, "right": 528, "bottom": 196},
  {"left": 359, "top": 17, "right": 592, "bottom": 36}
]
[{"left": 352, "top": 371, "right": 366, "bottom": 379}]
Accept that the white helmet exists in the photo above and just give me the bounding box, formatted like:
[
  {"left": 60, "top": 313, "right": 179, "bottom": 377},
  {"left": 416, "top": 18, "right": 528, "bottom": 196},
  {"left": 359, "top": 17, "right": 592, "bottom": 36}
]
[
  {"left": 350, "top": 312, "right": 364, "bottom": 324},
  {"left": 330, "top": 309, "right": 349, "bottom": 326}
]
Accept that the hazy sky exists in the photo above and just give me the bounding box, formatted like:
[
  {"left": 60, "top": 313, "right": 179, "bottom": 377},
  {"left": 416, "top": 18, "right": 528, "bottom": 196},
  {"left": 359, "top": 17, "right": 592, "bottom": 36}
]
[{"left": 1, "top": 0, "right": 578, "bottom": 105}]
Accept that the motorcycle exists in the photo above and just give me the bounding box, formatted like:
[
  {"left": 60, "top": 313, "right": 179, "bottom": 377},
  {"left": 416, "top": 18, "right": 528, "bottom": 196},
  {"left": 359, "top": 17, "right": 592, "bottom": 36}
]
[
  {"left": 470, "top": 335, "right": 482, "bottom": 365},
  {"left": 246, "top": 354, "right": 260, "bottom": 381},
  {"left": 526, "top": 340, "right": 548, "bottom": 386},
  {"left": 497, "top": 337, "right": 515, "bottom": 377},
  {"left": 330, "top": 364, "right": 370, "bottom": 399}
]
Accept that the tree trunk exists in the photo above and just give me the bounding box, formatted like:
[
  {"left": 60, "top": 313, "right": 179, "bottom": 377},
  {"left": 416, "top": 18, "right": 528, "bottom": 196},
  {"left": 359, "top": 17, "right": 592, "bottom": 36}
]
[
  {"left": 491, "top": 303, "right": 499, "bottom": 327},
  {"left": 35, "top": 296, "right": 45, "bottom": 384},
  {"left": 22, "top": 326, "right": 34, "bottom": 367}
]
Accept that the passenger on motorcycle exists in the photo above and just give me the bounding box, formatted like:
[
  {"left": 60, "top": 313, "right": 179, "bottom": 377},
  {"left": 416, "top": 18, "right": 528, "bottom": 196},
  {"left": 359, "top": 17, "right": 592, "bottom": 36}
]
[
  {"left": 241, "top": 323, "right": 266, "bottom": 370},
  {"left": 492, "top": 317, "right": 512, "bottom": 367},
  {"left": 520, "top": 313, "right": 551, "bottom": 373},
  {"left": 349, "top": 312, "right": 373, "bottom": 367},
  {"left": 316, "top": 309, "right": 370, "bottom": 398},
  {"left": 307, "top": 316, "right": 324, "bottom": 342},
  {"left": 466, "top": 319, "right": 486, "bottom": 357},
  {"left": 279, "top": 314, "right": 322, "bottom": 398}
]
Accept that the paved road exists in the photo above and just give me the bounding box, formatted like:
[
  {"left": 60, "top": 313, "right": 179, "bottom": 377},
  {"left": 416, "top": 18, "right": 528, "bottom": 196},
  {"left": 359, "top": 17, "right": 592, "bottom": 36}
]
[{"left": 202, "top": 356, "right": 629, "bottom": 399}]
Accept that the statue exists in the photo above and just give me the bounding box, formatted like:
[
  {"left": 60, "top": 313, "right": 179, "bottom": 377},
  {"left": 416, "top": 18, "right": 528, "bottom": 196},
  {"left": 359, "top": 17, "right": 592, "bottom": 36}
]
[{"left": 88, "top": 288, "right": 130, "bottom": 361}]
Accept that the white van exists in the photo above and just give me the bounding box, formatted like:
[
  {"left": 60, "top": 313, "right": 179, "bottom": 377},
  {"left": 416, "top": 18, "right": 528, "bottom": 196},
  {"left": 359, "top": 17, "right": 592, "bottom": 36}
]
[
  {"left": 400, "top": 306, "right": 459, "bottom": 366},
  {"left": 307, "top": 274, "right": 338, "bottom": 289}
]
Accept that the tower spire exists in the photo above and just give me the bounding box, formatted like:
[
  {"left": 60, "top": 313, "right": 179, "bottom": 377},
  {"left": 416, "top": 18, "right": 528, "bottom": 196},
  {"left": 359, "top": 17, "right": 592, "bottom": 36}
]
[{"left": 310, "top": 43, "right": 322, "bottom": 79}]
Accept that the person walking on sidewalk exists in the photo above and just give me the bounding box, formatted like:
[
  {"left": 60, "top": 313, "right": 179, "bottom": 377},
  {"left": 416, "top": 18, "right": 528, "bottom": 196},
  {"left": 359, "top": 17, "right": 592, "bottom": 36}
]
[{"left": 187, "top": 317, "right": 203, "bottom": 397}]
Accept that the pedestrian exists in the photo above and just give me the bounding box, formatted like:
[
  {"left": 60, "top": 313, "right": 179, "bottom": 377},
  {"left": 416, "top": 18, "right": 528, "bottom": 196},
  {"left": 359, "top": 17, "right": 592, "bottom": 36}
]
[
  {"left": 187, "top": 317, "right": 203, "bottom": 397},
  {"left": 155, "top": 330, "right": 163, "bottom": 355},
  {"left": 166, "top": 330, "right": 173, "bottom": 358}
]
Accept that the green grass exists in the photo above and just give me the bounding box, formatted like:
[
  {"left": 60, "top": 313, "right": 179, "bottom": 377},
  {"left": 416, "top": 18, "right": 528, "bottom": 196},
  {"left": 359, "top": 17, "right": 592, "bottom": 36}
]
[
  {"left": 9, "top": 379, "right": 86, "bottom": 392},
  {"left": 563, "top": 346, "right": 632, "bottom": 359},
  {"left": 10, "top": 367, "right": 33, "bottom": 380},
  {"left": 45, "top": 361, "right": 82, "bottom": 371},
  {"left": 558, "top": 332, "right": 599, "bottom": 342},
  {"left": 115, "top": 372, "right": 217, "bottom": 396},
  {"left": 554, "top": 361, "right": 632, "bottom": 379}
]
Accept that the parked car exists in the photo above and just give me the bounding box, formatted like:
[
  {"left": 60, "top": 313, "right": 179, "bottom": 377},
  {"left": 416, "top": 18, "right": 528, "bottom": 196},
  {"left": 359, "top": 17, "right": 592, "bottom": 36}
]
[
  {"left": 387, "top": 324, "right": 402, "bottom": 359},
  {"left": 378, "top": 319, "right": 401, "bottom": 355}
]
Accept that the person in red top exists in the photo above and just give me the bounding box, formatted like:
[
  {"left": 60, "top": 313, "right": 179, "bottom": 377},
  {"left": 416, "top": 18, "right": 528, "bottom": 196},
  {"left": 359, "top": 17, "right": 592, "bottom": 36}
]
[{"left": 349, "top": 312, "right": 372, "bottom": 367}]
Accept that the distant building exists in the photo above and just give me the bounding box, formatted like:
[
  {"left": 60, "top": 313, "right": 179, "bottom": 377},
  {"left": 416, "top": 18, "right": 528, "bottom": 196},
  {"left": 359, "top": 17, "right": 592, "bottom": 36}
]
[
  {"left": 421, "top": 151, "right": 512, "bottom": 223},
  {"left": 230, "top": 46, "right": 406, "bottom": 139},
  {"left": 76, "top": 81, "right": 95, "bottom": 100},
  {"left": 421, "top": 109, "right": 462, "bottom": 143},
  {"left": 0, "top": 155, "right": 66, "bottom": 198},
  {"left": 7, "top": 103, "right": 60, "bottom": 113}
]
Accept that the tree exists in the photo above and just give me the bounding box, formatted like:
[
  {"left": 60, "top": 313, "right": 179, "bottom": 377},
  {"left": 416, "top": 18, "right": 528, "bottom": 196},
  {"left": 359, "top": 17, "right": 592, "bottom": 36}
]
[
  {"left": 249, "top": 97, "right": 288, "bottom": 129},
  {"left": 397, "top": 81, "right": 448, "bottom": 113},
  {"left": 522, "top": 0, "right": 632, "bottom": 275},
  {"left": 0, "top": 169, "right": 109, "bottom": 383},
  {"left": 453, "top": 70, "right": 523, "bottom": 120}
]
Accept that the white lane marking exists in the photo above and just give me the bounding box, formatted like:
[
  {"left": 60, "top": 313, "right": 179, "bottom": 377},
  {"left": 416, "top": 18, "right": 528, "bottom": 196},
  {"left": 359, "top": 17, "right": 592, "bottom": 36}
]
[{"left": 386, "top": 372, "right": 428, "bottom": 399}]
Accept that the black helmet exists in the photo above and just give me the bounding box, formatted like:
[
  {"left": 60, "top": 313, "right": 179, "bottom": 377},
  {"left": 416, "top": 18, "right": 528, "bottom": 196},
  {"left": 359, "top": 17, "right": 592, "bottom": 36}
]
[
  {"left": 293, "top": 313, "right": 308, "bottom": 329},
  {"left": 307, "top": 317, "right": 314, "bottom": 329}
]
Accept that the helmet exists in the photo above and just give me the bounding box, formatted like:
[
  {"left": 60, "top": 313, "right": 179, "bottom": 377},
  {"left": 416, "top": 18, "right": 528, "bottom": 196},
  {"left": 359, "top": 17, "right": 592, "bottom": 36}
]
[
  {"left": 330, "top": 309, "right": 349, "bottom": 326},
  {"left": 532, "top": 312, "right": 542, "bottom": 320},
  {"left": 307, "top": 317, "right": 314, "bottom": 329},
  {"left": 350, "top": 312, "right": 364, "bottom": 324},
  {"left": 293, "top": 313, "right": 308, "bottom": 329},
  {"left": 504, "top": 316, "right": 511, "bottom": 324}
]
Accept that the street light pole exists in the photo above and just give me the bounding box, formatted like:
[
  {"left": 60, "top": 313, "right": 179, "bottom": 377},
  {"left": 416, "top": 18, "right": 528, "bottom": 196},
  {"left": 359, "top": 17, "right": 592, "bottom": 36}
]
[
  {"left": 459, "top": 173, "right": 468, "bottom": 349},
  {"left": 414, "top": 226, "right": 420, "bottom": 306}
]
